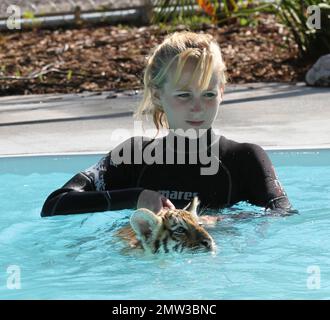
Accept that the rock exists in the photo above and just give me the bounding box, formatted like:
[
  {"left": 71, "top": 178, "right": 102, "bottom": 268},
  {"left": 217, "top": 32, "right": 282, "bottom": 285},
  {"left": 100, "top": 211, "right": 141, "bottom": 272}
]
[{"left": 305, "top": 54, "right": 330, "bottom": 86}]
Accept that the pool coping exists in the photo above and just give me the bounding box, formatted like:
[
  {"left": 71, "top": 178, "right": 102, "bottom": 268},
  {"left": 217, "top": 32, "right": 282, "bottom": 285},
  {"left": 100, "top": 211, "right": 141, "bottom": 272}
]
[{"left": 2, "top": 83, "right": 330, "bottom": 156}]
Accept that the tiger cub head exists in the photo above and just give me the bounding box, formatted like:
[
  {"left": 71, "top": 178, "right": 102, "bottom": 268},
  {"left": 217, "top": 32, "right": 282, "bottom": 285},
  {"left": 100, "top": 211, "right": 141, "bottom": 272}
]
[{"left": 117, "top": 197, "right": 215, "bottom": 254}]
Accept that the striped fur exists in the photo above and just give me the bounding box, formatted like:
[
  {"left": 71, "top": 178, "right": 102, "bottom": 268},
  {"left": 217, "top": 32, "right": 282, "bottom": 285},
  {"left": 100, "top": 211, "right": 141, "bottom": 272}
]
[{"left": 116, "top": 197, "right": 215, "bottom": 254}]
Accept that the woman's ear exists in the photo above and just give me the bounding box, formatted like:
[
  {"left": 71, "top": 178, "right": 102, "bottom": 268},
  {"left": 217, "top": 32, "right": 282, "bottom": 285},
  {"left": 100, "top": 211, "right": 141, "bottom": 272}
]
[
  {"left": 150, "top": 87, "right": 162, "bottom": 108},
  {"left": 220, "top": 85, "right": 224, "bottom": 100},
  {"left": 218, "top": 85, "right": 224, "bottom": 105}
]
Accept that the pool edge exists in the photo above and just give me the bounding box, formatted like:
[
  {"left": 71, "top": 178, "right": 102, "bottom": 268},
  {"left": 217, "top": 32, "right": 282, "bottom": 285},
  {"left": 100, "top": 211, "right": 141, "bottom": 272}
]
[{"left": 1, "top": 144, "right": 330, "bottom": 159}]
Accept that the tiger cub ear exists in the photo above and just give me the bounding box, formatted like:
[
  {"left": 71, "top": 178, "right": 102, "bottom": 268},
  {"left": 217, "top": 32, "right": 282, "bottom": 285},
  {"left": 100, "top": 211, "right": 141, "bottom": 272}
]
[
  {"left": 130, "top": 208, "right": 162, "bottom": 241},
  {"left": 183, "top": 196, "right": 200, "bottom": 219}
]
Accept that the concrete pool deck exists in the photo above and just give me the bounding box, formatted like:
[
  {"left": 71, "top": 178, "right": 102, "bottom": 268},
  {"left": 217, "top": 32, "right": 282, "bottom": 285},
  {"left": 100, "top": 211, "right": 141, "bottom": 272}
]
[{"left": 0, "top": 82, "right": 329, "bottom": 157}]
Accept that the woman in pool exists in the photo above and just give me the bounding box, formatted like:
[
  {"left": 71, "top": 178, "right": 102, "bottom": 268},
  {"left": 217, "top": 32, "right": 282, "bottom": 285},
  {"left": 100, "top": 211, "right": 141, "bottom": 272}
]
[{"left": 41, "top": 31, "right": 295, "bottom": 217}]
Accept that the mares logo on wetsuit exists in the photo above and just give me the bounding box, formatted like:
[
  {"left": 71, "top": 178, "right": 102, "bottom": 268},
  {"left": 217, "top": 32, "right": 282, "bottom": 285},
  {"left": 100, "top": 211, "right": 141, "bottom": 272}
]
[{"left": 158, "top": 190, "right": 199, "bottom": 201}]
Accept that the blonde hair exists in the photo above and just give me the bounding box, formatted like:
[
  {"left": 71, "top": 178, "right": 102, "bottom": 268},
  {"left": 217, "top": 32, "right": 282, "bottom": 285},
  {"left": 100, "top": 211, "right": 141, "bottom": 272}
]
[{"left": 135, "top": 31, "right": 227, "bottom": 132}]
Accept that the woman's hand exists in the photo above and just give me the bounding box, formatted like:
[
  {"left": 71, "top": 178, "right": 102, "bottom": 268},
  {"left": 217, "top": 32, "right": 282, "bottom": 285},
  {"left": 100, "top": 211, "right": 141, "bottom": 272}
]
[
  {"left": 198, "top": 215, "right": 223, "bottom": 226},
  {"left": 137, "top": 189, "right": 175, "bottom": 213}
]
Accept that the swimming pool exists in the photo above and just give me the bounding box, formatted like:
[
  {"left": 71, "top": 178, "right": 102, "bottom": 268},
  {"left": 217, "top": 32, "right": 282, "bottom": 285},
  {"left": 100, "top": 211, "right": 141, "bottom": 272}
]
[{"left": 0, "top": 150, "right": 329, "bottom": 299}]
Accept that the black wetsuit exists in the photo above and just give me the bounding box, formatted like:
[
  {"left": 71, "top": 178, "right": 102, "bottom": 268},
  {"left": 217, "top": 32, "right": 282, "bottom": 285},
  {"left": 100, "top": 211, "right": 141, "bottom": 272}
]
[{"left": 41, "top": 129, "right": 293, "bottom": 217}]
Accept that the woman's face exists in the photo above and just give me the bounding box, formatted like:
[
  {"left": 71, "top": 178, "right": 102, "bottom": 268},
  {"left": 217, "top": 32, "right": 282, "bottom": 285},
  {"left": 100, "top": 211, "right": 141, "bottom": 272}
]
[{"left": 154, "top": 59, "right": 223, "bottom": 134}]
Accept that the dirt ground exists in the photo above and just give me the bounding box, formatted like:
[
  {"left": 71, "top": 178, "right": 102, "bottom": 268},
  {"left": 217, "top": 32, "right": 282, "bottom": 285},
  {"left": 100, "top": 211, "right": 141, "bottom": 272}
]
[{"left": 0, "top": 14, "right": 314, "bottom": 96}]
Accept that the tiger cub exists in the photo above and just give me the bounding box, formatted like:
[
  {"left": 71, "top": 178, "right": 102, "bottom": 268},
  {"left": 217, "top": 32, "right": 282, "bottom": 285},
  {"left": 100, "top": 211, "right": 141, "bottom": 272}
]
[{"left": 116, "top": 197, "right": 215, "bottom": 254}]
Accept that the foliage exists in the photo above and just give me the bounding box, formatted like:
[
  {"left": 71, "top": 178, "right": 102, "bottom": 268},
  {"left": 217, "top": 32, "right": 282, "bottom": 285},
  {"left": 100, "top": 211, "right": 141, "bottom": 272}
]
[
  {"left": 152, "top": 0, "right": 271, "bottom": 25},
  {"left": 152, "top": 0, "right": 330, "bottom": 58},
  {"left": 273, "top": 0, "right": 330, "bottom": 57}
]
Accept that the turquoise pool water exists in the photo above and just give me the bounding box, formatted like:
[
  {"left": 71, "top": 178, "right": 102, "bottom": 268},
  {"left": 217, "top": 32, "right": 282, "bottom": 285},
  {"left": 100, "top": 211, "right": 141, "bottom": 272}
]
[{"left": 0, "top": 150, "right": 329, "bottom": 299}]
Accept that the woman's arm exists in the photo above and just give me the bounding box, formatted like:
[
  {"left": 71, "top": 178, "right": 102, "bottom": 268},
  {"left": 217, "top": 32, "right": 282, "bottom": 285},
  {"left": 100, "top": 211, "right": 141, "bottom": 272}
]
[
  {"left": 239, "top": 143, "right": 298, "bottom": 215},
  {"left": 40, "top": 172, "right": 144, "bottom": 217},
  {"left": 41, "top": 138, "right": 145, "bottom": 217},
  {"left": 40, "top": 172, "right": 144, "bottom": 216}
]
